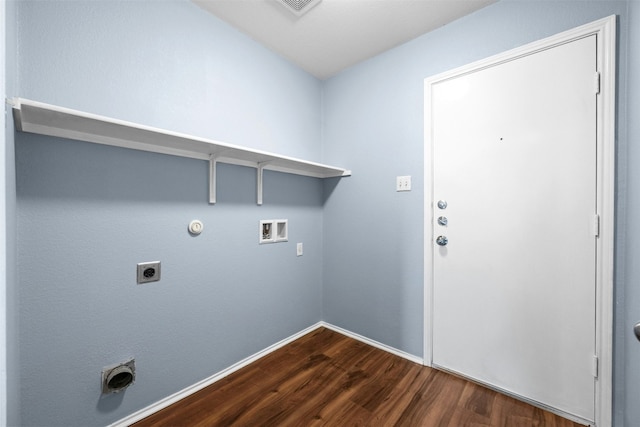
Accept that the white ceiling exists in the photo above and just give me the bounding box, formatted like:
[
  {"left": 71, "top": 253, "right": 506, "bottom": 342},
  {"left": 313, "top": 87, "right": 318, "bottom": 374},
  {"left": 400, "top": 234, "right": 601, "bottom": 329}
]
[{"left": 193, "top": 0, "right": 496, "bottom": 80}]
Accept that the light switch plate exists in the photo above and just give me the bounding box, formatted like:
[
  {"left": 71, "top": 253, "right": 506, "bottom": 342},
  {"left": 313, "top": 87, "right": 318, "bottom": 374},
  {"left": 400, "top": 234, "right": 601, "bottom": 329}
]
[{"left": 396, "top": 176, "right": 411, "bottom": 192}]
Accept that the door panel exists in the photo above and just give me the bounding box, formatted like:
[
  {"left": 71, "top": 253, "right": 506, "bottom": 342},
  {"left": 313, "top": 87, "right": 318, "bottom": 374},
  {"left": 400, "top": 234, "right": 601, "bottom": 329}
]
[{"left": 431, "top": 35, "right": 596, "bottom": 421}]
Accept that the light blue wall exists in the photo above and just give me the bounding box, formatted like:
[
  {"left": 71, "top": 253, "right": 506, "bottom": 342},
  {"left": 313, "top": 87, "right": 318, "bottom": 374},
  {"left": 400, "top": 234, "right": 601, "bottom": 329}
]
[
  {"left": 321, "top": 0, "right": 633, "bottom": 425},
  {"left": 17, "top": 0, "right": 321, "bottom": 160},
  {"left": 14, "top": 1, "right": 323, "bottom": 426},
  {"left": 4, "top": 0, "right": 19, "bottom": 425},
  {"left": 11, "top": 0, "right": 640, "bottom": 425}
]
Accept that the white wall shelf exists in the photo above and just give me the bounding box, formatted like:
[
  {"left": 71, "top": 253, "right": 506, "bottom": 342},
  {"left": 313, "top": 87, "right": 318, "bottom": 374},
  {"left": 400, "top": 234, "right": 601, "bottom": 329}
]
[{"left": 10, "top": 98, "right": 351, "bottom": 205}]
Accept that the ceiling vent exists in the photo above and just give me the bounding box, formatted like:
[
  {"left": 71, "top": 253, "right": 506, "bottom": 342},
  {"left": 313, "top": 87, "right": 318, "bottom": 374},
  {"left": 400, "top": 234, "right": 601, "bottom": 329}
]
[{"left": 274, "top": 0, "right": 323, "bottom": 17}]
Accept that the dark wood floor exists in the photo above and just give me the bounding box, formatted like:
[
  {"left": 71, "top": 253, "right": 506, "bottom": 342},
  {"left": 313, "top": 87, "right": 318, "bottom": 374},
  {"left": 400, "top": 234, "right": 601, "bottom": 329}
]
[{"left": 133, "top": 327, "right": 585, "bottom": 427}]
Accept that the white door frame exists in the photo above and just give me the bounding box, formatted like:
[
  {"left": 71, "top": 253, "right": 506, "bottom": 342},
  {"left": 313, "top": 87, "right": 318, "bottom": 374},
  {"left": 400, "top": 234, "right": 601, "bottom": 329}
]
[{"left": 423, "top": 16, "right": 616, "bottom": 427}]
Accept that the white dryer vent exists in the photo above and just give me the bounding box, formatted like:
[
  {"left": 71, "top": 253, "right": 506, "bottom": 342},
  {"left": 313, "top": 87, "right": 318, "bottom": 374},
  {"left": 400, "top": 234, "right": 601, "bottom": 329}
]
[{"left": 275, "top": 0, "right": 322, "bottom": 17}]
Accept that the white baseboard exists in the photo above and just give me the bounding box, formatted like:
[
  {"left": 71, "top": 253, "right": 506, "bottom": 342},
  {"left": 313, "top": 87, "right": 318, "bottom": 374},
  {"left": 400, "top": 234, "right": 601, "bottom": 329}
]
[
  {"left": 319, "top": 321, "right": 424, "bottom": 365},
  {"left": 108, "top": 322, "right": 323, "bottom": 427},
  {"left": 109, "top": 322, "right": 422, "bottom": 427}
]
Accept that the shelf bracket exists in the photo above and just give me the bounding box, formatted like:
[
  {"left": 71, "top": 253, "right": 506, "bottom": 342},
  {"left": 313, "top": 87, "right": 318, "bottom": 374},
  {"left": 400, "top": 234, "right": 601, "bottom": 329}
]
[
  {"left": 209, "top": 155, "right": 218, "bottom": 205},
  {"left": 257, "top": 162, "right": 270, "bottom": 206}
]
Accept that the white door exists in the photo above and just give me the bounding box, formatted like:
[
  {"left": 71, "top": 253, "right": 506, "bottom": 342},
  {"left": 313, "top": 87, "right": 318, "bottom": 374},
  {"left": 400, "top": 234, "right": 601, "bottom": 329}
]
[{"left": 430, "top": 35, "right": 597, "bottom": 422}]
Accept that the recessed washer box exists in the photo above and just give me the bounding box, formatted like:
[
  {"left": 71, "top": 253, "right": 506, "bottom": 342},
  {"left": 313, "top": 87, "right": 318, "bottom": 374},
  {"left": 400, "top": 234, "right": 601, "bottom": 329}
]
[{"left": 260, "top": 220, "right": 288, "bottom": 244}]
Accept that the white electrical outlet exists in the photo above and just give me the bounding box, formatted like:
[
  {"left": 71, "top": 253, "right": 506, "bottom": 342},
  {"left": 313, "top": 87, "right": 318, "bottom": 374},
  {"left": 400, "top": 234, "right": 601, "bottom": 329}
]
[
  {"left": 297, "top": 243, "right": 303, "bottom": 256},
  {"left": 396, "top": 176, "right": 411, "bottom": 192}
]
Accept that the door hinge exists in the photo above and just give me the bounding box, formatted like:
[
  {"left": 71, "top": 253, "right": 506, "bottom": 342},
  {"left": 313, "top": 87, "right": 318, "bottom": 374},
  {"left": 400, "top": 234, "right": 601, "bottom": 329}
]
[
  {"left": 593, "top": 214, "right": 600, "bottom": 237},
  {"left": 592, "top": 355, "right": 599, "bottom": 378},
  {"left": 594, "top": 72, "right": 601, "bottom": 95}
]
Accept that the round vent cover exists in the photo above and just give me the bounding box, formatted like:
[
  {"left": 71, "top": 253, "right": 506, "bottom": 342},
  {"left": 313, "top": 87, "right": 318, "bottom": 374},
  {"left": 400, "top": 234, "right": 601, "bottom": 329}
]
[{"left": 101, "top": 359, "right": 136, "bottom": 394}]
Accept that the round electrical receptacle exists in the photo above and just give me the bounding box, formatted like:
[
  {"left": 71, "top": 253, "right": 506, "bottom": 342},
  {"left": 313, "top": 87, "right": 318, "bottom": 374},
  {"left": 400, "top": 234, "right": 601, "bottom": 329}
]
[{"left": 188, "top": 220, "right": 204, "bottom": 235}]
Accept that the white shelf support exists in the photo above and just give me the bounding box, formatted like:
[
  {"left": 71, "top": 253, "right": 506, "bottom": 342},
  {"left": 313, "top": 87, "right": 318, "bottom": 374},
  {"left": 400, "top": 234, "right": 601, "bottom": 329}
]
[
  {"left": 209, "top": 155, "right": 218, "bottom": 205},
  {"left": 257, "top": 162, "right": 269, "bottom": 206}
]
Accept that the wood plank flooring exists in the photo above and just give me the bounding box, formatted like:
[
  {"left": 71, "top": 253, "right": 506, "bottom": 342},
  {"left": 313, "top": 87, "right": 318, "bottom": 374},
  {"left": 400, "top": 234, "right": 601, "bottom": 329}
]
[{"left": 133, "top": 327, "right": 586, "bottom": 427}]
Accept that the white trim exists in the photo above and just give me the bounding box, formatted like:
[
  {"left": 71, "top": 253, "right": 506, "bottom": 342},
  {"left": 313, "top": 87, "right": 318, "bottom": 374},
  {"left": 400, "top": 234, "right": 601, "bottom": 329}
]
[
  {"left": 109, "top": 321, "right": 422, "bottom": 427},
  {"left": 423, "top": 15, "right": 615, "bottom": 427},
  {"left": 593, "top": 15, "right": 616, "bottom": 427},
  {"left": 320, "top": 322, "right": 424, "bottom": 365},
  {"left": 108, "top": 322, "right": 324, "bottom": 427}
]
